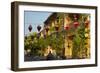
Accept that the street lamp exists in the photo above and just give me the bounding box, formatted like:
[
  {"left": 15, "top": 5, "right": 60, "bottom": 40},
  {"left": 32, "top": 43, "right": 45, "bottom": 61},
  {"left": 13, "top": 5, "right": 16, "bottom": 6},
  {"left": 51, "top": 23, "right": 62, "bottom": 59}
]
[
  {"left": 37, "top": 25, "right": 42, "bottom": 56},
  {"left": 27, "top": 24, "right": 32, "bottom": 56}
]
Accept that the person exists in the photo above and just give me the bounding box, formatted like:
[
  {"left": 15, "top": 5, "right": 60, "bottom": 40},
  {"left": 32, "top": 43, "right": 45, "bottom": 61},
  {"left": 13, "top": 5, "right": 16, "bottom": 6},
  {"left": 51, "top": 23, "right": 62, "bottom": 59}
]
[{"left": 46, "top": 51, "right": 55, "bottom": 60}]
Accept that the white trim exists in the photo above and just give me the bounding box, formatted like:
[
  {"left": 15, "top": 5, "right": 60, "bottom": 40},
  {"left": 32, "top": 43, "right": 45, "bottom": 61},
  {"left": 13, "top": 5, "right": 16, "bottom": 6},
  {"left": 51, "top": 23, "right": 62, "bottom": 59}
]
[{"left": 18, "top": 5, "right": 96, "bottom": 68}]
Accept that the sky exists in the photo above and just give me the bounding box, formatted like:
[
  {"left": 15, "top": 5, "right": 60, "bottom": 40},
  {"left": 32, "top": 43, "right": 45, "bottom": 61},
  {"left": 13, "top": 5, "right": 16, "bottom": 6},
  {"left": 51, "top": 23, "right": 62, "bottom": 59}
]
[{"left": 24, "top": 11, "right": 52, "bottom": 35}]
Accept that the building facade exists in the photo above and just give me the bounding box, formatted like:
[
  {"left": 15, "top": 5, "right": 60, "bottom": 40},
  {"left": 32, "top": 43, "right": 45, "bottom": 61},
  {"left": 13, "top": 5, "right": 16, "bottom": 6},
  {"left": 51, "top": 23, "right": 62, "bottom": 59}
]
[{"left": 40, "top": 12, "right": 90, "bottom": 59}]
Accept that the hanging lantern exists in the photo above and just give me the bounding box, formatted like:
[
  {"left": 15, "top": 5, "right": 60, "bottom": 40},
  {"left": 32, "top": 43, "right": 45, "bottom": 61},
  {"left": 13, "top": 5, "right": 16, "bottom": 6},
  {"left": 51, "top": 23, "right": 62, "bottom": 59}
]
[
  {"left": 73, "top": 14, "right": 79, "bottom": 20},
  {"left": 37, "top": 25, "right": 41, "bottom": 32},
  {"left": 73, "top": 21, "right": 79, "bottom": 28},
  {"left": 65, "top": 26, "right": 70, "bottom": 30},
  {"left": 28, "top": 25, "right": 32, "bottom": 32}
]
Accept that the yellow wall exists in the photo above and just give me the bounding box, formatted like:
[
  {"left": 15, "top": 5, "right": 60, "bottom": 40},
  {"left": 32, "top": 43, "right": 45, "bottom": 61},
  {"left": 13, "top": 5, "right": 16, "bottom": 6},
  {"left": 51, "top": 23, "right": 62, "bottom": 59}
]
[{"left": 64, "top": 37, "right": 73, "bottom": 58}]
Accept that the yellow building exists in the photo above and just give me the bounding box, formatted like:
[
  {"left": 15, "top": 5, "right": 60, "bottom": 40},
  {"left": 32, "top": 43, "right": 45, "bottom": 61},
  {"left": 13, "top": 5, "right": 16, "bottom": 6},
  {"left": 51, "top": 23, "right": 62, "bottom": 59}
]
[
  {"left": 42, "top": 13, "right": 90, "bottom": 59},
  {"left": 84, "top": 16, "right": 90, "bottom": 58}
]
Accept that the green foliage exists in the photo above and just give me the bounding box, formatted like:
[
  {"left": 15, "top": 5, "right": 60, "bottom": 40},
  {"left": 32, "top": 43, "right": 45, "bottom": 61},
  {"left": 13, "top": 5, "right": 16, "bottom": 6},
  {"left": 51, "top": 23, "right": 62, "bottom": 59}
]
[
  {"left": 72, "top": 22, "right": 87, "bottom": 58},
  {"left": 49, "top": 32, "right": 64, "bottom": 54},
  {"left": 24, "top": 31, "right": 64, "bottom": 56}
]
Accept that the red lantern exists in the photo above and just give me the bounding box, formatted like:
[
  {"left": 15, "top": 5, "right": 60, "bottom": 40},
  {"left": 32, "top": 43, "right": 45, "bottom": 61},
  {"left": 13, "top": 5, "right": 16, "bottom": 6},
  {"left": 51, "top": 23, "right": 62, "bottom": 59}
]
[
  {"left": 65, "top": 26, "right": 70, "bottom": 30},
  {"left": 73, "top": 21, "right": 79, "bottom": 28},
  {"left": 73, "top": 14, "right": 79, "bottom": 20}
]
